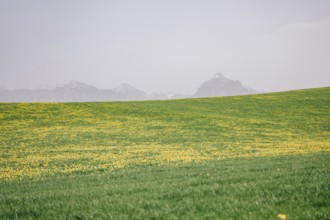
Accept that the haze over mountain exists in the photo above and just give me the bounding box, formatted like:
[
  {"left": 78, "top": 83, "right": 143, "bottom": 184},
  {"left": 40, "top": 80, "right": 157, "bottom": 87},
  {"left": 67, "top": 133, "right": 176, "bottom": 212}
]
[{"left": 0, "top": 74, "right": 258, "bottom": 102}]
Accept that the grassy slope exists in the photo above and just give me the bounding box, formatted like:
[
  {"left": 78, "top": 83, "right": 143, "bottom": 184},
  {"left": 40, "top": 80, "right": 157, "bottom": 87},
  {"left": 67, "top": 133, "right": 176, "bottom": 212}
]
[
  {"left": 0, "top": 87, "right": 330, "bottom": 219},
  {"left": 1, "top": 153, "right": 329, "bottom": 220}
]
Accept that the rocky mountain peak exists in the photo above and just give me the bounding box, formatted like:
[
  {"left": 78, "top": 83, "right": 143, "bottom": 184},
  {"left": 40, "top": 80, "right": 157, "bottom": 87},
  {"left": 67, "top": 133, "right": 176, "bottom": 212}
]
[
  {"left": 214, "top": 73, "right": 224, "bottom": 78},
  {"left": 194, "top": 73, "right": 257, "bottom": 97},
  {"left": 118, "top": 83, "right": 135, "bottom": 90},
  {"left": 63, "top": 80, "right": 96, "bottom": 89}
]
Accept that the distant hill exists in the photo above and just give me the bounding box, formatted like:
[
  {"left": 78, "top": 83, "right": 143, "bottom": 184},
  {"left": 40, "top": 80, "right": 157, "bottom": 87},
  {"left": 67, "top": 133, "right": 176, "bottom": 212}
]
[
  {"left": 194, "top": 73, "right": 258, "bottom": 97},
  {"left": 0, "top": 73, "right": 258, "bottom": 102}
]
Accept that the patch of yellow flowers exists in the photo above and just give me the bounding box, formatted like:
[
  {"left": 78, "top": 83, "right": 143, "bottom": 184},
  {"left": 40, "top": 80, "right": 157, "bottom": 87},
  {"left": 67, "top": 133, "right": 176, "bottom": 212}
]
[
  {"left": 0, "top": 97, "right": 329, "bottom": 180},
  {"left": 1, "top": 140, "right": 329, "bottom": 180}
]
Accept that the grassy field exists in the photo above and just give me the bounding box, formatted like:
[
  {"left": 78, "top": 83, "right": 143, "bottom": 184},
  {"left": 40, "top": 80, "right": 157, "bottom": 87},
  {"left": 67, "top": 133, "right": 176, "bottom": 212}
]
[{"left": 0, "top": 87, "right": 329, "bottom": 219}]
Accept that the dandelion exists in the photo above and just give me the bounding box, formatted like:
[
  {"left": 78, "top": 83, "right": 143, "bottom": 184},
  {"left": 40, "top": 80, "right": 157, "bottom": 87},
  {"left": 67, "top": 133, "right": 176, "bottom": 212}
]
[{"left": 277, "top": 214, "right": 286, "bottom": 219}]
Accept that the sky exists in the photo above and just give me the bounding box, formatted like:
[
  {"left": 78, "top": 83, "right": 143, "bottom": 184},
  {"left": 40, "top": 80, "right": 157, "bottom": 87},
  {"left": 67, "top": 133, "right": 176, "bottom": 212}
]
[{"left": 1, "top": 0, "right": 330, "bottom": 94}]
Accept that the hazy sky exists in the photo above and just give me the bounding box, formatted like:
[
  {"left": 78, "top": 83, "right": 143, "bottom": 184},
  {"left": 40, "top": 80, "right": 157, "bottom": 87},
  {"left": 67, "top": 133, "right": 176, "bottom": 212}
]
[{"left": 1, "top": 0, "right": 330, "bottom": 94}]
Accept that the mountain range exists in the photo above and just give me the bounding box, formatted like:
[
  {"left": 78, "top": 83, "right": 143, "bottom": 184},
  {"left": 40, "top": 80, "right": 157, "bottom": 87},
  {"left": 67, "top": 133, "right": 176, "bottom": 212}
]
[{"left": 0, "top": 73, "right": 259, "bottom": 102}]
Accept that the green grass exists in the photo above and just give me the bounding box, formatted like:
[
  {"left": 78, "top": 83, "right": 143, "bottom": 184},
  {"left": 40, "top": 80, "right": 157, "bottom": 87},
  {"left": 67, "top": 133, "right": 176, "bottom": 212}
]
[
  {"left": 0, "top": 87, "right": 330, "bottom": 219},
  {"left": 1, "top": 153, "right": 329, "bottom": 219}
]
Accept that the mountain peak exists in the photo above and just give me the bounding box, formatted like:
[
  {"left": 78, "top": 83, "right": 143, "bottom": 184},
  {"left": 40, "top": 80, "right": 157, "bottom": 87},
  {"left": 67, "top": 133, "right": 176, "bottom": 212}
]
[
  {"left": 194, "top": 73, "right": 257, "bottom": 97},
  {"left": 118, "top": 83, "right": 136, "bottom": 90},
  {"left": 62, "top": 80, "right": 96, "bottom": 89},
  {"left": 67, "top": 80, "right": 86, "bottom": 87},
  {"left": 214, "top": 73, "right": 224, "bottom": 78}
]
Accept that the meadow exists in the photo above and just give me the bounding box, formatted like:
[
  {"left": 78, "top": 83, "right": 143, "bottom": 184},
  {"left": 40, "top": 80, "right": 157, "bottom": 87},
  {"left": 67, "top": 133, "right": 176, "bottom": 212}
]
[{"left": 0, "top": 87, "right": 329, "bottom": 219}]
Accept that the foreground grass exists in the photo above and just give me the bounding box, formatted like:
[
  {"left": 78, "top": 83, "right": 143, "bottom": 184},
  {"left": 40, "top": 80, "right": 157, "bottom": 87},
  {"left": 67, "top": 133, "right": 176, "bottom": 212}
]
[
  {"left": 1, "top": 153, "right": 329, "bottom": 220},
  {"left": 0, "top": 87, "right": 329, "bottom": 179}
]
